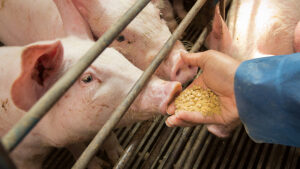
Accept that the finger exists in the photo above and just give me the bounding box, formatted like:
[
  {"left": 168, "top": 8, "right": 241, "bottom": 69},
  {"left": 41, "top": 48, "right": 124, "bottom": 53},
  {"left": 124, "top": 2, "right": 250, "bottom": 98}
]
[
  {"left": 167, "top": 102, "right": 176, "bottom": 115},
  {"left": 165, "top": 115, "right": 195, "bottom": 127},
  {"left": 206, "top": 124, "right": 231, "bottom": 138},
  {"left": 181, "top": 50, "right": 218, "bottom": 68},
  {"left": 174, "top": 110, "right": 219, "bottom": 124}
]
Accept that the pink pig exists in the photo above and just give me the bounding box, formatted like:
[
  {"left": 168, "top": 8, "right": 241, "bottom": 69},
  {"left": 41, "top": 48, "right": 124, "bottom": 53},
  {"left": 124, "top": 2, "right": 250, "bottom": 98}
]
[
  {"left": 206, "top": 0, "right": 300, "bottom": 60},
  {"left": 0, "top": 0, "right": 197, "bottom": 84},
  {"left": 204, "top": 0, "right": 300, "bottom": 137},
  {"left": 0, "top": 36, "right": 181, "bottom": 169}
]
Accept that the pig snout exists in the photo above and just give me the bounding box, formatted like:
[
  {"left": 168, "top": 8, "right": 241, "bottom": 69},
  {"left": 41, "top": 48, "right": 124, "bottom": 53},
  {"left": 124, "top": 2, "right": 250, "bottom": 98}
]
[
  {"left": 135, "top": 78, "right": 182, "bottom": 115},
  {"left": 159, "top": 81, "right": 182, "bottom": 113},
  {"left": 170, "top": 53, "right": 198, "bottom": 84},
  {"left": 166, "top": 41, "right": 198, "bottom": 84}
]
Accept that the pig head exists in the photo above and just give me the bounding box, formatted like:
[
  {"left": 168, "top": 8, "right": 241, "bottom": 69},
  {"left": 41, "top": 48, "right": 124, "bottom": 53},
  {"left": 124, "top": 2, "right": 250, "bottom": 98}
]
[
  {"left": 56, "top": 0, "right": 197, "bottom": 84},
  {"left": 205, "top": 0, "right": 300, "bottom": 61},
  {"left": 1, "top": 37, "right": 181, "bottom": 168}
]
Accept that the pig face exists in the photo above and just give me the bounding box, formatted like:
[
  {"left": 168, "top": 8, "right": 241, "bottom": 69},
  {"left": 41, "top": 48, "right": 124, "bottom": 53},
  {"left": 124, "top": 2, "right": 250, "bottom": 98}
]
[
  {"left": 10, "top": 37, "right": 181, "bottom": 145},
  {"left": 63, "top": 0, "right": 197, "bottom": 84}
]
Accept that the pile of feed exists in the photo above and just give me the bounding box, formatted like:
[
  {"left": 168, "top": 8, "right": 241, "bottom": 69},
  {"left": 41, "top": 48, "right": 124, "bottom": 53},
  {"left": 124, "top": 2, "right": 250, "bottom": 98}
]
[{"left": 174, "top": 86, "right": 221, "bottom": 116}]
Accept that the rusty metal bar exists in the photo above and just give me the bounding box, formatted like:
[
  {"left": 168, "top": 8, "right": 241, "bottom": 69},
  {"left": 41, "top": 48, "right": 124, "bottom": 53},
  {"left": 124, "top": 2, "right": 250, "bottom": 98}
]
[
  {"left": 72, "top": 0, "right": 207, "bottom": 168},
  {"left": 113, "top": 141, "right": 138, "bottom": 169},
  {"left": 0, "top": 143, "right": 16, "bottom": 169},
  {"left": 1, "top": 0, "right": 152, "bottom": 152}
]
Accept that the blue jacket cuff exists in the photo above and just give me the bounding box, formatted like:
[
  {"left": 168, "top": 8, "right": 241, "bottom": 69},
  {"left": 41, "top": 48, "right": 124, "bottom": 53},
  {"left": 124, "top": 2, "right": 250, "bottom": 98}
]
[{"left": 234, "top": 53, "right": 300, "bottom": 147}]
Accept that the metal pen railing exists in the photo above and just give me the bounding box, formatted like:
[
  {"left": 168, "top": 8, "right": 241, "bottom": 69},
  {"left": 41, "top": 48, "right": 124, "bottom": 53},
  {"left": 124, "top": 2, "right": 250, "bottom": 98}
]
[
  {"left": 1, "top": 0, "right": 151, "bottom": 153},
  {"left": 72, "top": 0, "right": 207, "bottom": 168}
]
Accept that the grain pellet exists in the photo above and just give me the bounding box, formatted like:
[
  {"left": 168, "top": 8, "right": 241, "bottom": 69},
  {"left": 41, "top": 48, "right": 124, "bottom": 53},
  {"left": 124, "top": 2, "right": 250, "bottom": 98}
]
[{"left": 175, "top": 86, "right": 221, "bottom": 116}]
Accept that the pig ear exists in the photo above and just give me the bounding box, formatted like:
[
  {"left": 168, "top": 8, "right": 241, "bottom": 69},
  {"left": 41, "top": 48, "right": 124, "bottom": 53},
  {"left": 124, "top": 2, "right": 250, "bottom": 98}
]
[
  {"left": 294, "top": 21, "right": 300, "bottom": 52},
  {"left": 205, "top": 4, "right": 232, "bottom": 53},
  {"left": 53, "top": 0, "right": 93, "bottom": 40},
  {"left": 11, "top": 41, "right": 64, "bottom": 111}
]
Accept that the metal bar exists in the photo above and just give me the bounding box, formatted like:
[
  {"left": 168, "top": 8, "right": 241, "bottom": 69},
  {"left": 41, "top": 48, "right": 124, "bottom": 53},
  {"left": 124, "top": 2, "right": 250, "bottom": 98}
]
[
  {"left": 163, "top": 127, "right": 194, "bottom": 169},
  {"left": 199, "top": 136, "right": 220, "bottom": 169},
  {"left": 72, "top": 0, "right": 207, "bottom": 168},
  {"left": 256, "top": 144, "right": 272, "bottom": 169},
  {"left": 0, "top": 143, "right": 16, "bottom": 169},
  {"left": 149, "top": 128, "right": 178, "bottom": 169},
  {"left": 1, "top": 0, "right": 151, "bottom": 152},
  {"left": 192, "top": 133, "right": 213, "bottom": 169},
  {"left": 113, "top": 141, "right": 138, "bottom": 169},
  {"left": 183, "top": 127, "right": 209, "bottom": 169},
  {"left": 227, "top": 130, "right": 248, "bottom": 168},
  {"left": 210, "top": 138, "right": 230, "bottom": 169},
  {"left": 122, "top": 123, "right": 142, "bottom": 148},
  {"left": 157, "top": 128, "right": 184, "bottom": 169},
  {"left": 219, "top": 125, "right": 243, "bottom": 169},
  {"left": 174, "top": 125, "right": 202, "bottom": 169},
  {"left": 190, "top": 28, "right": 208, "bottom": 52},
  {"left": 131, "top": 117, "right": 166, "bottom": 169},
  {"left": 236, "top": 138, "right": 254, "bottom": 169},
  {"left": 124, "top": 116, "right": 163, "bottom": 169},
  {"left": 246, "top": 143, "right": 262, "bottom": 169}
]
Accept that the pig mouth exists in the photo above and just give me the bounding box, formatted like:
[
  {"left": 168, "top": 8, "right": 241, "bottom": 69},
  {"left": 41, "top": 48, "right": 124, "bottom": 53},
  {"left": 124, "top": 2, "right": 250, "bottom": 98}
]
[{"left": 159, "top": 83, "right": 182, "bottom": 114}]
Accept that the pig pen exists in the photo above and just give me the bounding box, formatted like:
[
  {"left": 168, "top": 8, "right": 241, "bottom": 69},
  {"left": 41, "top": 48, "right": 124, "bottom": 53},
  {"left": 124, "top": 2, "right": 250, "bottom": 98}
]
[{"left": 1, "top": 0, "right": 300, "bottom": 169}]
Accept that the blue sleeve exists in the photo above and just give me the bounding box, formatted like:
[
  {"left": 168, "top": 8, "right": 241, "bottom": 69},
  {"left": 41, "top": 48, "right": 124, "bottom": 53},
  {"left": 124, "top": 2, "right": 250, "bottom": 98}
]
[{"left": 234, "top": 53, "right": 300, "bottom": 147}]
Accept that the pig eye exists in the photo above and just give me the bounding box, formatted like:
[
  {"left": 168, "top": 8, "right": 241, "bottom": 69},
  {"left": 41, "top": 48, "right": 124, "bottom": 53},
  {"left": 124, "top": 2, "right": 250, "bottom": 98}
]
[
  {"left": 159, "top": 12, "right": 163, "bottom": 19},
  {"left": 81, "top": 74, "right": 93, "bottom": 83}
]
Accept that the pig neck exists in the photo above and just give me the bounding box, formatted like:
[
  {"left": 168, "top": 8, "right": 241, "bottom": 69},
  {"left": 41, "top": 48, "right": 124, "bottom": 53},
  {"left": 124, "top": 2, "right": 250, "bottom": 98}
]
[{"left": 227, "top": 0, "right": 300, "bottom": 60}]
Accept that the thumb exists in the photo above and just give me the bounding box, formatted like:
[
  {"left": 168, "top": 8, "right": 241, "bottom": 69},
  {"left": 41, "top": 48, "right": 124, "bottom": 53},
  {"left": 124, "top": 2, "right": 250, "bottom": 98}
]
[{"left": 181, "top": 51, "right": 212, "bottom": 68}]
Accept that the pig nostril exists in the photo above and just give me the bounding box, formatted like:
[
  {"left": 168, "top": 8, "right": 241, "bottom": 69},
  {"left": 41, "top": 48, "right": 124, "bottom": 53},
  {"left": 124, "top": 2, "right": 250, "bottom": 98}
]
[
  {"left": 188, "top": 65, "right": 192, "bottom": 69},
  {"left": 176, "top": 69, "right": 181, "bottom": 76}
]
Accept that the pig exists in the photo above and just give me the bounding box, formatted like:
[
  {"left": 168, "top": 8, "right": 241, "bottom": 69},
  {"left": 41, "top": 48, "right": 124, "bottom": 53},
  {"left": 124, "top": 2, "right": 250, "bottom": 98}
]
[
  {"left": 151, "top": 0, "right": 178, "bottom": 32},
  {"left": 206, "top": 0, "right": 300, "bottom": 60},
  {"left": 0, "top": 0, "right": 197, "bottom": 84},
  {"left": 0, "top": 36, "right": 182, "bottom": 169},
  {"left": 204, "top": 0, "right": 300, "bottom": 136}
]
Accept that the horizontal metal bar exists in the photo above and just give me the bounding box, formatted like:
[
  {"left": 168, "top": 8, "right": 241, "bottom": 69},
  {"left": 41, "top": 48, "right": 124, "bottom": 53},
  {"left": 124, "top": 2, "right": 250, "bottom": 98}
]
[
  {"left": 0, "top": 143, "right": 16, "bottom": 169},
  {"left": 1, "top": 0, "right": 151, "bottom": 152},
  {"left": 71, "top": 0, "right": 207, "bottom": 169}
]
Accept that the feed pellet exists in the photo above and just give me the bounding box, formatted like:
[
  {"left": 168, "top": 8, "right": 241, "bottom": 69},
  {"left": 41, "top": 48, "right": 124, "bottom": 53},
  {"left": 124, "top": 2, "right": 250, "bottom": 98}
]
[{"left": 175, "top": 86, "right": 221, "bottom": 116}]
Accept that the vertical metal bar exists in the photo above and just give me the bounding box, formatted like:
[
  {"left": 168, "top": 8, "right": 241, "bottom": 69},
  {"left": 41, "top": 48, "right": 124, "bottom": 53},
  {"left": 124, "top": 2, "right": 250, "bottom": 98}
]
[
  {"left": 1, "top": 0, "right": 152, "bottom": 152},
  {"left": 72, "top": 0, "right": 207, "bottom": 169},
  {"left": 0, "top": 143, "right": 16, "bottom": 169}
]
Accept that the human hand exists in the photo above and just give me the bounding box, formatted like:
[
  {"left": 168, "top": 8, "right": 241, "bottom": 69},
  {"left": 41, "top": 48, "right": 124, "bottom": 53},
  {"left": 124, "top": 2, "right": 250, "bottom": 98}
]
[{"left": 166, "top": 50, "right": 241, "bottom": 137}]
